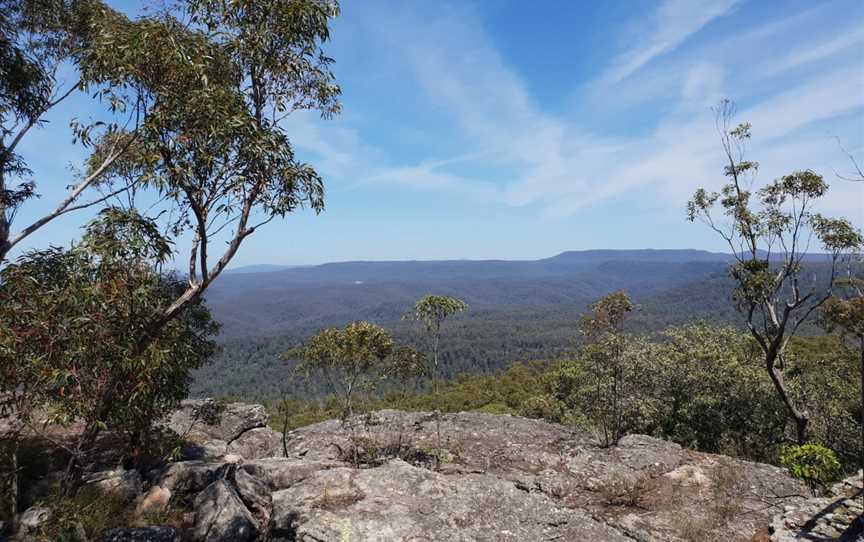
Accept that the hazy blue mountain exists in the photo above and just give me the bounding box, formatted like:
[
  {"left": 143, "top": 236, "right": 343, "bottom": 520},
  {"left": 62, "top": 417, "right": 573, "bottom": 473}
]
[
  {"left": 224, "top": 264, "right": 305, "bottom": 274},
  {"left": 195, "top": 249, "right": 833, "bottom": 399},
  {"left": 204, "top": 249, "right": 733, "bottom": 338}
]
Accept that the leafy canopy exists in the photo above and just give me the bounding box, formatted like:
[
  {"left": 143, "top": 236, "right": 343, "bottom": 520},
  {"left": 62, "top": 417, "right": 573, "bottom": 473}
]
[
  {"left": 406, "top": 295, "right": 468, "bottom": 332},
  {"left": 0, "top": 207, "right": 218, "bottom": 435}
]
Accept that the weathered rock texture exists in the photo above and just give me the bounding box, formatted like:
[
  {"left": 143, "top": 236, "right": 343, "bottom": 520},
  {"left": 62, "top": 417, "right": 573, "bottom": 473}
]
[
  {"left": 19, "top": 402, "right": 852, "bottom": 542},
  {"left": 769, "top": 473, "right": 864, "bottom": 541},
  {"left": 138, "top": 407, "right": 816, "bottom": 541}
]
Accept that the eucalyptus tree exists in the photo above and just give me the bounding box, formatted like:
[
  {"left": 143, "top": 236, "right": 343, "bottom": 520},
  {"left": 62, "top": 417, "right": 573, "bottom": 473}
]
[
  {"left": 0, "top": 208, "right": 219, "bottom": 496},
  {"left": 557, "top": 291, "right": 635, "bottom": 446},
  {"left": 0, "top": 0, "right": 343, "bottom": 498},
  {"left": 688, "top": 99, "right": 864, "bottom": 444},
  {"left": 294, "top": 322, "right": 396, "bottom": 423},
  {"left": 84, "top": 0, "right": 342, "bottom": 356},
  {"left": 0, "top": 0, "right": 146, "bottom": 263},
  {"left": 3, "top": 0, "right": 342, "bottom": 333},
  {"left": 405, "top": 295, "right": 467, "bottom": 464}
]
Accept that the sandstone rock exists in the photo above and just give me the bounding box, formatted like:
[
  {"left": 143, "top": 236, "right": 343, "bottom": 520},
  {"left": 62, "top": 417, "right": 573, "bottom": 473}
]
[
  {"left": 83, "top": 468, "right": 143, "bottom": 503},
  {"left": 770, "top": 472, "right": 864, "bottom": 541},
  {"left": 241, "top": 458, "right": 342, "bottom": 490},
  {"left": 179, "top": 439, "right": 227, "bottom": 461},
  {"left": 233, "top": 466, "right": 273, "bottom": 535},
  {"left": 165, "top": 400, "right": 268, "bottom": 445},
  {"left": 100, "top": 526, "right": 182, "bottom": 542},
  {"left": 155, "top": 460, "right": 221, "bottom": 504},
  {"left": 271, "top": 459, "right": 633, "bottom": 542},
  {"left": 153, "top": 403, "right": 811, "bottom": 542},
  {"left": 227, "top": 427, "right": 283, "bottom": 460},
  {"left": 192, "top": 479, "right": 257, "bottom": 542}
]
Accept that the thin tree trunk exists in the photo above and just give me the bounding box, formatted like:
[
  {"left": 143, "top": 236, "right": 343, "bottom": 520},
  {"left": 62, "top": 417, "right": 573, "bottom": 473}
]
[
  {"left": 433, "top": 325, "right": 441, "bottom": 469},
  {"left": 2, "top": 437, "right": 18, "bottom": 530},
  {"left": 60, "top": 421, "right": 100, "bottom": 497},
  {"left": 765, "top": 352, "right": 809, "bottom": 444}
]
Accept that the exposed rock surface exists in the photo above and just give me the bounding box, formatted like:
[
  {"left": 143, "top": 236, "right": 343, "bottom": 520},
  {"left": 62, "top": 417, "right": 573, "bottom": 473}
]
[
  {"left": 15, "top": 402, "right": 838, "bottom": 542},
  {"left": 770, "top": 473, "right": 864, "bottom": 541},
  {"left": 192, "top": 477, "right": 258, "bottom": 542},
  {"left": 17, "top": 506, "right": 51, "bottom": 535},
  {"left": 270, "top": 458, "right": 632, "bottom": 542},
  {"left": 163, "top": 399, "right": 276, "bottom": 460}
]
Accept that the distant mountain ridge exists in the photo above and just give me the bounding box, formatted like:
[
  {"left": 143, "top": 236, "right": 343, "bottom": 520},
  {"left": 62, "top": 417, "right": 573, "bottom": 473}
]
[
  {"left": 193, "top": 248, "right": 829, "bottom": 399},
  {"left": 223, "top": 248, "right": 833, "bottom": 280},
  {"left": 206, "top": 249, "right": 736, "bottom": 339},
  {"left": 217, "top": 249, "right": 733, "bottom": 284}
]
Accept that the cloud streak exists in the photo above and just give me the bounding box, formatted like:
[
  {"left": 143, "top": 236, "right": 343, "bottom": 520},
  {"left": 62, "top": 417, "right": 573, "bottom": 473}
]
[
  {"left": 597, "top": 0, "right": 739, "bottom": 86},
  {"left": 287, "top": 1, "right": 863, "bottom": 225}
]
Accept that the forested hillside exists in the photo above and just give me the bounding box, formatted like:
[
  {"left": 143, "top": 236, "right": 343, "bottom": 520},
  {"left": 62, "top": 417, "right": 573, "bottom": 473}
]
[{"left": 194, "top": 250, "right": 745, "bottom": 399}]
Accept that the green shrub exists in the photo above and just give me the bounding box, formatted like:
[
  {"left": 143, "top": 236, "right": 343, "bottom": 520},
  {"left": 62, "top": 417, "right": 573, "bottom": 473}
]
[{"left": 779, "top": 443, "right": 841, "bottom": 494}]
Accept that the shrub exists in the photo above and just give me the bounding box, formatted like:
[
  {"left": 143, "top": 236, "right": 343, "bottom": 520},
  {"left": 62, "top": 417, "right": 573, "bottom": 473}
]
[{"left": 779, "top": 443, "right": 841, "bottom": 494}]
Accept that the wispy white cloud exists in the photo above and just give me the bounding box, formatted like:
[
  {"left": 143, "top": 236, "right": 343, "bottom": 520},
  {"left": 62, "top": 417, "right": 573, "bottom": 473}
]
[
  {"left": 767, "top": 25, "right": 864, "bottom": 75},
  {"left": 597, "top": 0, "right": 739, "bottom": 86},
  {"left": 287, "top": 0, "right": 863, "bottom": 226}
]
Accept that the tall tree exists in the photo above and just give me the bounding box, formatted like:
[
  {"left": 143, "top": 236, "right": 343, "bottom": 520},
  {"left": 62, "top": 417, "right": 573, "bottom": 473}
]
[
  {"left": 85, "top": 0, "right": 342, "bottom": 354},
  {"left": 406, "top": 294, "right": 467, "bottom": 465},
  {"left": 0, "top": 0, "right": 343, "bottom": 495},
  {"left": 688, "top": 99, "right": 864, "bottom": 443}
]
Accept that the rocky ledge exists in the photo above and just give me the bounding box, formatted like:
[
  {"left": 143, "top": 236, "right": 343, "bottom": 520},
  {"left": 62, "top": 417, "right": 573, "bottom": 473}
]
[{"left": 15, "top": 400, "right": 862, "bottom": 541}]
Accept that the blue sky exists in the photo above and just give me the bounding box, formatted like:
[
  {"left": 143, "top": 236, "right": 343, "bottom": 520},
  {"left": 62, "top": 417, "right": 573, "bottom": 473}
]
[{"left": 12, "top": 0, "right": 864, "bottom": 265}]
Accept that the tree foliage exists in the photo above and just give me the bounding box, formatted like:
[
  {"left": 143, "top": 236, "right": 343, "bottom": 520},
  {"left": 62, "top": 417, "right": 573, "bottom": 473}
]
[
  {"left": 557, "top": 291, "right": 636, "bottom": 446},
  {"left": 292, "top": 321, "right": 421, "bottom": 421},
  {"left": 0, "top": 208, "right": 218, "bottom": 493},
  {"left": 687, "top": 99, "right": 864, "bottom": 443}
]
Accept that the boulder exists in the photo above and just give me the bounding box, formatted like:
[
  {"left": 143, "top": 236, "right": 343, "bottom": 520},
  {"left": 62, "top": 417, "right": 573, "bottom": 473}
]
[
  {"left": 227, "top": 427, "right": 283, "bottom": 460},
  {"left": 100, "top": 526, "right": 183, "bottom": 542},
  {"left": 179, "top": 439, "right": 228, "bottom": 461},
  {"left": 233, "top": 466, "right": 273, "bottom": 535},
  {"left": 135, "top": 485, "right": 172, "bottom": 517},
  {"left": 155, "top": 460, "right": 222, "bottom": 505},
  {"left": 164, "top": 400, "right": 268, "bottom": 445},
  {"left": 241, "top": 458, "right": 342, "bottom": 490},
  {"left": 192, "top": 479, "right": 258, "bottom": 542}
]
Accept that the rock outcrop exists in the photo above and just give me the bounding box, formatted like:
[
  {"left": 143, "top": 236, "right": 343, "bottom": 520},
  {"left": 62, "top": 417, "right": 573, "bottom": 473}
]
[
  {"left": 769, "top": 473, "right": 864, "bottom": 541},
  {"left": 19, "top": 401, "right": 856, "bottom": 542},
  {"left": 134, "top": 407, "right": 815, "bottom": 541}
]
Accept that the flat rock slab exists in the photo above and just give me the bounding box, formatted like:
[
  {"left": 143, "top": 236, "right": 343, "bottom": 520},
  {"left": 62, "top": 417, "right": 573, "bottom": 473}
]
[{"left": 271, "top": 459, "right": 633, "bottom": 542}]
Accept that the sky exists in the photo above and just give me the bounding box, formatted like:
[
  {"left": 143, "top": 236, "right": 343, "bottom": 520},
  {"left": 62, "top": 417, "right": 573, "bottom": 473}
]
[{"left": 11, "top": 0, "right": 864, "bottom": 266}]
